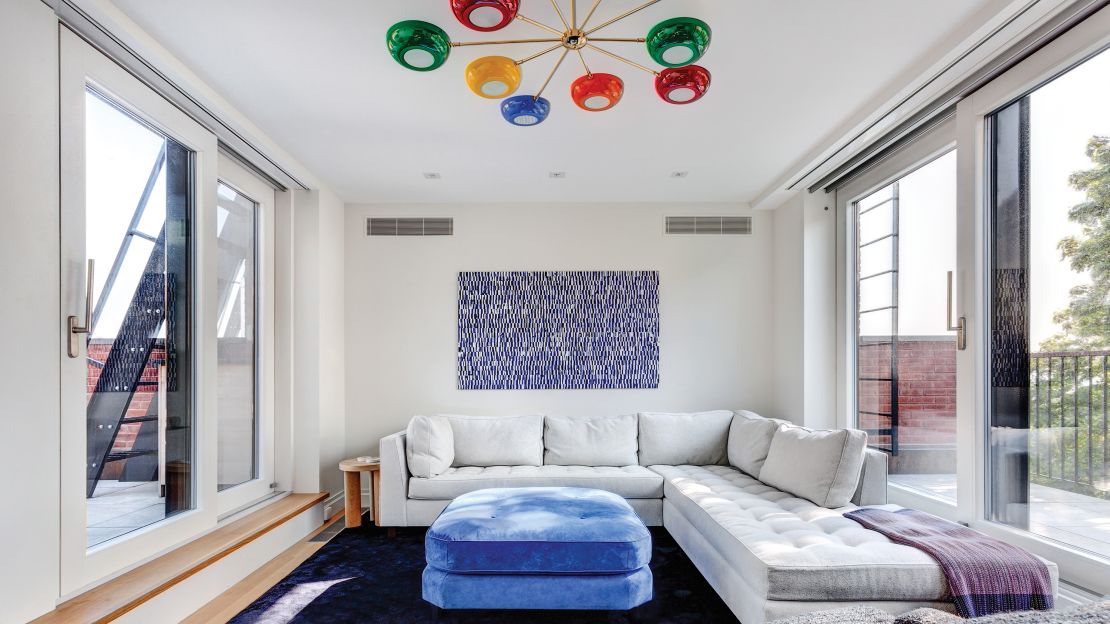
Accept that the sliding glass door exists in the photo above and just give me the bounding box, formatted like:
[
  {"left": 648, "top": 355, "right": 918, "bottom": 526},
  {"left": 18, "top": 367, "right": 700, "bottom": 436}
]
[
  {"left": 955, "top": 5, "right": 1110, "bottom": 594},
  {"left": 60, "top": 29, "right": 218, "bottom": 593},
  {"left": 984, "top": 45, "right": 1110, "bottom": 557},
  {"left": 839, "top": 116, "right": 964, "bottom": 513}
]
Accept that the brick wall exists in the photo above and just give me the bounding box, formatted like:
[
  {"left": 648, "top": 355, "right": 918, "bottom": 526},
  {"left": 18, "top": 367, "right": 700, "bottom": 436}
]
[
  {"left": 87, "top": 340, "right": 165, "bottom": 481},
  {"left": 858, "top": 337, "right": 957, "bottom": 453}
]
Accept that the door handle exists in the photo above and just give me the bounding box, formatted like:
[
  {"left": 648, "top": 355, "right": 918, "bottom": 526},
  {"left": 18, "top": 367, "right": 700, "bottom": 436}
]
[
  {"left": 67, "top": 259, "right": 95, "bottom": 358},
  {"left": 947, "top": 270, "right": 966, "bottom": 351}
]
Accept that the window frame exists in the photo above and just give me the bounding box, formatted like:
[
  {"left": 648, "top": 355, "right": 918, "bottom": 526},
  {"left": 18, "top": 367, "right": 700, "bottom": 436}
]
[
  {"left": 60, "top": 28, "right": 218, "bottom": 594},
  {"left": 214, "top": 154, "right": 278, "bottom": 516}
]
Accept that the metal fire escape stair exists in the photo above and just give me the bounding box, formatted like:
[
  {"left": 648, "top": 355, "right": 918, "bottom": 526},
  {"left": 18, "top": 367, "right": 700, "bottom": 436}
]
[
  {"left": 85, "top": 147, "right": 168, "bottom": 498},
  {"left": 858, "top": 184, "right": 901, "bottom": 456}
]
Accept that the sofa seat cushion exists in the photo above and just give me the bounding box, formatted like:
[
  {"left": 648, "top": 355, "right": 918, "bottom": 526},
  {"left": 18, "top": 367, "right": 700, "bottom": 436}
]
[
  {"left": 649, "top": 464, "right": 950, "bottom": 602},
  {"left": 409, "top": 465, "right": 664, "bottom": 500},
  {"left": 426, "top": 487, "right": 651, "bottom": 575}
]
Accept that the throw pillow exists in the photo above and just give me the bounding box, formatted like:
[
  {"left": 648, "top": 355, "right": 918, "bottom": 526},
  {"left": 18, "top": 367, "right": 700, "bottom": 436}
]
[
  {"left": 759, "top": 424, "right": 868, "bottom": 508},
  {"left": 405, "top": 415, "right": 454, "bottom": 478},
  {"left": 727, "top": 410, "right": 784, "bottom": 476}
]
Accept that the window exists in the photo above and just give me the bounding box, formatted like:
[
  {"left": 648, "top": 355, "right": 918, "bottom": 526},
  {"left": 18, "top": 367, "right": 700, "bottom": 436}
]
[
  {"left": 986, "top": 45, "right": 1110, "bottom": 559},
  {"left": 61, "top": 29, "right": 220, "bottom": 593},
  {"left": 216, "top": 181, "right": 259, "bottom": 492},
  {"left": 847, "top": 150, "right": 960, "bottom": 504},
  {"left": 83, "top": 89, "right": 195, "bottom": 547}
]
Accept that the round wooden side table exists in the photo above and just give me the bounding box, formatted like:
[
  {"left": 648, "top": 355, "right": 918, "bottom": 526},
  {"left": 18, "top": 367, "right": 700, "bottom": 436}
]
[{"left": 339, "top": 459, "right": 381, "bottom": 528}]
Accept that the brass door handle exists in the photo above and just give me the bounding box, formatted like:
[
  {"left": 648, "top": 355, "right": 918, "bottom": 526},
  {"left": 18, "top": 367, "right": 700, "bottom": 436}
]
[
  {"left": 68, "top": 259, "right": 95, "bottom": 358},
  {"left": 947, "top": 270, "right": 966, "bottom": 351}
]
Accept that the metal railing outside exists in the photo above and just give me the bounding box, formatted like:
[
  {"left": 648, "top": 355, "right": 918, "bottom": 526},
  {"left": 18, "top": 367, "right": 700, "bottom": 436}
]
[{"left": 1030, "top": 351, "right": 1110, "bottom": 500}]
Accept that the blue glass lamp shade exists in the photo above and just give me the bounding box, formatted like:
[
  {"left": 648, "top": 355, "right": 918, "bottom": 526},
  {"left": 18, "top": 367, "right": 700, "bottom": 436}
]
[
  {"left": 387, "top": 20, "right": 451, "bottom": 72},
  {"left": 501, "top": 96, "right": 551, "bottom": 126}
]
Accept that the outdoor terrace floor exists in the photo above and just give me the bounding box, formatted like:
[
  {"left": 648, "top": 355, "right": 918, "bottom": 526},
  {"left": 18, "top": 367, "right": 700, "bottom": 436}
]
[{"left": 892, "top": 473, "right": 1110, "bottom": 559}]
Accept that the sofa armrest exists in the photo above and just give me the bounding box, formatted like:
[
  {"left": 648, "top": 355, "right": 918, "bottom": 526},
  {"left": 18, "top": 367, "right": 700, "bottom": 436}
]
[
  {"left": 379, "top": 431, "right": 409, "bottom": 527},
  {"left": 852, "top": 447, "right": 889, "bottom": 506}
]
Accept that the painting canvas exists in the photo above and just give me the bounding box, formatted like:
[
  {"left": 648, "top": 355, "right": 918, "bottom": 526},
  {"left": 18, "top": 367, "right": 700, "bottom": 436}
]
[{"left": 458, "top": 271, "right": 660, "bottom": 390}]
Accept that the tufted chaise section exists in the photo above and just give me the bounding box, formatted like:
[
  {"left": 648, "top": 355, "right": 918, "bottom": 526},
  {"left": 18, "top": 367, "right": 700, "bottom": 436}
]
[{"left": 654, "top": 465, "right": 1022, "bottom": 603}]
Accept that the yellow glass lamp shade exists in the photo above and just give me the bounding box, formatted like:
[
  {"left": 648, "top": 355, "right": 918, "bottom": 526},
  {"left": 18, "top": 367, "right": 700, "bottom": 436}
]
[{"left": 465, "top": 56, "right": 522, "bottom": 99}]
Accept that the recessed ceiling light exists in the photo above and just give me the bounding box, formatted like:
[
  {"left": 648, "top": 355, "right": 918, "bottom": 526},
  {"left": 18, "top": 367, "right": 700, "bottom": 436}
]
[
  {"left": 423, "top": 172, "right": 442, "bottom": 180},
  {"left": 670, "top": 171, "right": 690, "bottom": 178},
  {"left": 549, "top": 171, "right": 567, "bottom": 179}
]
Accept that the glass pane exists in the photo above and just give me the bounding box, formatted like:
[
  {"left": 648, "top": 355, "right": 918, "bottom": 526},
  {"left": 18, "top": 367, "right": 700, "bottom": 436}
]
[
  {"left": 989, "top": 47, "right": 1110, "bottom": 559},
  {"left": 84, "top": 89, "right": 194, "bottom": 548},
  {"left": 216, "top": 182, "right": 258, "bottom": 491},
  {"left": 859, "top": 236, "right": 895, "bottom": 276},
  {"left": 855, "top": 151, "right": 958, "bottom": 501}
]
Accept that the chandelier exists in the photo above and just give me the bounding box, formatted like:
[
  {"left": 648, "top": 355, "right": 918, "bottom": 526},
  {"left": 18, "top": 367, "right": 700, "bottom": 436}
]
[{"left": 386, "top": 1, "right": 712, "bottom": 126}]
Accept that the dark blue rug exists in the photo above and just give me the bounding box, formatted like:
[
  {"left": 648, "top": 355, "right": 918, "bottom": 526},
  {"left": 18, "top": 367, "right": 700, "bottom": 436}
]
[{"left": 229, "top": 515, "right": 737, "bottom": 623}]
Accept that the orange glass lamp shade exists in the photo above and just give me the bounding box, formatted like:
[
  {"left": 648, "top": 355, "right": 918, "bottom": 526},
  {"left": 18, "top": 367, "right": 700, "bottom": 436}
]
[
  {"left": 571, "top": 73, "right": 624, "bottom": 111},
  {"left": 452, "top": 0, "right": 519, "bottom": 32},
  {"left": 465, "top": 56, "right": 522, "bottom": 99},
  {"left": 655, "top": 65, "right": 711, "bottom": 105}
]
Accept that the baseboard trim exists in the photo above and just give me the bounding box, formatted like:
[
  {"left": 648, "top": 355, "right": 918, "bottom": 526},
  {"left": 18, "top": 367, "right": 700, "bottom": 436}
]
[
  {"left": 33, "top": 492, "right": 327, "bottom": 624},
  {"left": 322, "top": 491, "right": 346, "bottom": 519}
]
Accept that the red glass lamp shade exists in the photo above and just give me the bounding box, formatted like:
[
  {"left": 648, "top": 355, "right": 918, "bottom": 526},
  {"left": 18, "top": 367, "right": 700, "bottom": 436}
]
[
  {"left": 451, "top": 0, "right": 519, "bottom": 32},
  {"left": 655, "top": 65, "right": 711, "bottom": 105},
  {"left": 571, "top": 73, "right": 624, "bottom": 111}
]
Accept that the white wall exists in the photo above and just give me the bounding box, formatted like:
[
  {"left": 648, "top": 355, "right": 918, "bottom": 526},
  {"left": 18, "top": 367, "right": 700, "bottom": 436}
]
[
  {"left": 0, "top": 2, "right": 61, "bottom": 621},
  {"left": 770, "top": 190, "right": 840, "bottom": 430},
  {"left": 343, "top": 203, "right": 776, "bottom": 451},
  {"left": 772, "top": 195, "right": 805, "bottom": 423},
  {"left": 802, "top": 189, "right": 839, "bottom": 430},
  {"left": 290, "top": 190, "right": 347, "bottom": 499}
]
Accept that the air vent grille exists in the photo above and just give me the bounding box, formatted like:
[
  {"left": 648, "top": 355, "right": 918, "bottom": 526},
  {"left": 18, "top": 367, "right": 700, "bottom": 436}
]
[
  {"left": 665, "top": 216, "right": 752, "bottom": 235},
  {"left": 367, "top": 217, "right": 454, "bottom": 237}
]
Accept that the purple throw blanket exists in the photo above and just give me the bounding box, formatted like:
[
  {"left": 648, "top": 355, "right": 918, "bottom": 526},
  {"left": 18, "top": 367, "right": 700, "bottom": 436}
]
[{"left": 844, "top": 508, "right": 1053, "bottom": 618}]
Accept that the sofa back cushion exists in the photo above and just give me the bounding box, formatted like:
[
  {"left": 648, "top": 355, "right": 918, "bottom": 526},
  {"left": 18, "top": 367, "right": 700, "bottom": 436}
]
[
  {"left": 758, "top": 424, "right": 868, "bottom": 508},
  {"left": 406, "top": 415, "right": 455, "bottom": 478},
  {"left": 727, "top": 410, "right": 782, "bottom": 476},
  {"left": 638, "top": 411, "right": 734, "bottom": 466},
  {"left": 544, "top": 414, "right": 638, "bottom": 466},
  {"left": 444, "top": 414, "right": 544, "bottom": 467}
]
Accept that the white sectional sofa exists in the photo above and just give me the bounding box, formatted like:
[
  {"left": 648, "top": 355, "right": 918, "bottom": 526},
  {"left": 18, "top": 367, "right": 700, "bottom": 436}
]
[{"left": 379, "top": 411, "right": 1058, "bottom": 623}]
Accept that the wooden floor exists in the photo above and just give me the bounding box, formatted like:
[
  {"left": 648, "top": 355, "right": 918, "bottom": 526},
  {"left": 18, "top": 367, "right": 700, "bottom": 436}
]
[{"left": 181, "top": 511, "right": 345, "bottom": 623}]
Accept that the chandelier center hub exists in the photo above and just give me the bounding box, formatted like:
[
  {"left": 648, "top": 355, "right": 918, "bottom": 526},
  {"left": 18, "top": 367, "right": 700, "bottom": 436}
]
[{"left": 562, "top": 29, "right": 587, "bottom": 50}]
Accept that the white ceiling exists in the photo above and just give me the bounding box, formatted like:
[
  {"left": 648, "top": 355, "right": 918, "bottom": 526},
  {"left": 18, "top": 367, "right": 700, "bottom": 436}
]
[{"left": 109, "top": 0, "right": 1004, "bottom": 204}]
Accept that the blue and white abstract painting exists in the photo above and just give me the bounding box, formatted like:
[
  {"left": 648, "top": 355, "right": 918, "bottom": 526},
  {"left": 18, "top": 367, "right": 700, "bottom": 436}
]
[{"left": 458, "top": 271, "right": 660, "bottom": 390}]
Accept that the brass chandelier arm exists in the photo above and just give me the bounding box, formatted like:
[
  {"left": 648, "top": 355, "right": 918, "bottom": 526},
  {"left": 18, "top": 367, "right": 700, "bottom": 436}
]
[
  {"left": 579, "top": 0, "right": 605, "bottom": 30},
  {"left": 516, "top": 44, "right": 564, "bottom": 65},
  {"left": 576, "top": 49, "right": 592, "bottom": 76},
  {"left": 585, "top": 0, "right": 663, "bottom": 35},
  {"left": 515, "top": 14, "right": 564, "bottom": 36},
  {"left": 549, "top": 0, "right": 570, "bottom": 31},
  {"left": 585, "top": 44, "right": 659, "bottom": 75},
  {"left": 588, "top": 37, "right": 647, "bottom": 43},
  {"left": 451, "top": 38, "right": 562, "bottom": 47},
  {"left": 534, "top": 48, "right": 571, "bottom": 101}
]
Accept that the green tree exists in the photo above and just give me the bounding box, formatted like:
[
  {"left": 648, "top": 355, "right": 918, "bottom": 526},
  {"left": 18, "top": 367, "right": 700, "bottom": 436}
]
[{"left": 1039, "top": 136, "right": 1110, "bottom": 352}]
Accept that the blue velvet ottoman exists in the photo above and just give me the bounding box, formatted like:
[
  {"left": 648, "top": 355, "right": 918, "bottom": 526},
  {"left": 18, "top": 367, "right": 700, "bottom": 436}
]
[{"left": 423, "top": 487, "right": 653, "bottom": 611}]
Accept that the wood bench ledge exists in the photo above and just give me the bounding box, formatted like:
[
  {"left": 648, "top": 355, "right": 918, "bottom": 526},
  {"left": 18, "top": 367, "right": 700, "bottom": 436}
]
[{"left": 33, "top": 492, "right": 328, "bottom": 624}]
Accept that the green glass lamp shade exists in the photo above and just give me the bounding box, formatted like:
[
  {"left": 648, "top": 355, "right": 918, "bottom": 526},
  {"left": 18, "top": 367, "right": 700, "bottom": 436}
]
[
  {"left": 387, "top": 20, "right": 451, "bottom": 72},
  {"left": 646, "top": 17, "right": 711, "bottom": 68}
]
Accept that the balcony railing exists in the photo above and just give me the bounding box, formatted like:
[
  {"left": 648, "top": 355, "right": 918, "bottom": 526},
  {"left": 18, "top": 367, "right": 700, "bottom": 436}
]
[{"left": 1030, "top": 351, "right": 1110, "bottom": 500}]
